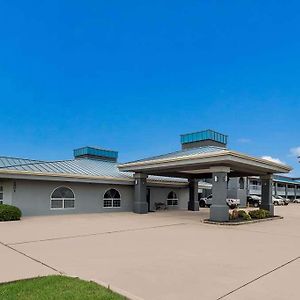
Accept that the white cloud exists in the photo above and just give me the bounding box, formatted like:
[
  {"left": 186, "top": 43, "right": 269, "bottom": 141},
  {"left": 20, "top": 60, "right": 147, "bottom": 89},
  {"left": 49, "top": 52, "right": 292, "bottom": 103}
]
[
  {"left": 289, "top": 147, "right": 300, "bottom": 157},
  {"left": 237, "top": 138, "right": 251, "bottom": 144},
  {"left": 261, "top": 156, "right": 285, "bottom": 164}
]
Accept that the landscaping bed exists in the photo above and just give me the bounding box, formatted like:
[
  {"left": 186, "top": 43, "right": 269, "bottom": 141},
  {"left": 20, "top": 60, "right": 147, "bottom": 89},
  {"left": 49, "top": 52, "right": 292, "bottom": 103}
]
[
  {"left": 203, "top": 209, "right": 283, "bottom": 226},
  {"left": 0, "top": 204, "right": 21, "bottom": 221},
  {"left": 0, "top": 275, "right": 125, "bottom": 300}
]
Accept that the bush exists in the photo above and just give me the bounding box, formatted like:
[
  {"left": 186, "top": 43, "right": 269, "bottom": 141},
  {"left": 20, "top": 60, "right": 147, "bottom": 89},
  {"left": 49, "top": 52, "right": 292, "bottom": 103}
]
[
  {"left": 229, "top": 209, "right": 238, "bottom": 220},
  {"left": 0, "top": 204, "right": 22, "bottom": 221},
  {"left": 229, "top": 210, "right": 251, "bottom": 221},
  {"left": 238, "top": 210, "right": 252, "bottom": 221},
  {"left": 248, "top": 209, "right": 271, "bottom": 219}
]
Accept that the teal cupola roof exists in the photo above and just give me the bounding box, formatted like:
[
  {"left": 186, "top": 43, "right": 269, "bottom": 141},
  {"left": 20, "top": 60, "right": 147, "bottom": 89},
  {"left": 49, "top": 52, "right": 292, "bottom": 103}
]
[
  {"left": 180, "top": 129, "right": 227, "bottom": 149},
  {"left": 74, "top": 146, "right": 118, "bottom": 162}
]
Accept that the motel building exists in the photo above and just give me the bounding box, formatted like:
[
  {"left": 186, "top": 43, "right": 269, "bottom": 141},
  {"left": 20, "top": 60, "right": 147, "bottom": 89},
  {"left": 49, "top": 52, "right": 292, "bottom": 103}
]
[
  {"left": 0, "top": 130, "right": 294, "bottom": 222},
  {"left": 248, "top": 176, "right": 300, "bottom": 201}
]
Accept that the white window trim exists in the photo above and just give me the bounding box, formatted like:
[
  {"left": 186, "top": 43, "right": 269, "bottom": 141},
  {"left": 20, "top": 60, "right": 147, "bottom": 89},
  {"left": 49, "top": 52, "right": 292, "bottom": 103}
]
[
  {"left": 50, "top": 198, "right": 75, "bottom": 210},
  {"left": 0, "top": 185, "right": 3, "bottom": 204},
  {"left": 167, "top": 191, "right": 179, "bottom": 206},
  {"left": 50, "top": 186, "right": 75, "bottom": 210},
  {"left": 103, "top": 189, "right": 121, "bottom": 208},
  {"left": 103, "top": 198, "right": 121, "bottom": 208},
  {"left": 167, "top": 198, "right": 179, "bottom": 206}
]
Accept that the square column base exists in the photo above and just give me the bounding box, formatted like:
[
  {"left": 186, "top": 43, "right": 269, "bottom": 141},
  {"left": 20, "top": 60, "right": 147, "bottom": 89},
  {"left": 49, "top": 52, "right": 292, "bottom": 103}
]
[
  {"left": 260, "top": 204, "right": 274, "bottom": 216},
  {"left": 133, "top": 202, "right": 148, "bottom": 214},
  {"left": 210, "top": 205, "right": 229, "bottom": 222},
  {"left": 188, "top": 201, "right": 199, "bottom": 211}
]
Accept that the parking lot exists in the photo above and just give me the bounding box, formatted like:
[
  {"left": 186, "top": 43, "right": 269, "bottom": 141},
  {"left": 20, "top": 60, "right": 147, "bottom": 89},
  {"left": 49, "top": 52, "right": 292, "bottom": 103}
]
[{"left": 0, "top": 205, "right": 299, "bottom": 300}]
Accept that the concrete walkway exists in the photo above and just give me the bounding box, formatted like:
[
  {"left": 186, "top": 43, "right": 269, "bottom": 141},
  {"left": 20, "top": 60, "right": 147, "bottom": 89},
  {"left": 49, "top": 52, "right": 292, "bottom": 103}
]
[{"left": 0, "top": 205, "right": 299, "bottom": 299}]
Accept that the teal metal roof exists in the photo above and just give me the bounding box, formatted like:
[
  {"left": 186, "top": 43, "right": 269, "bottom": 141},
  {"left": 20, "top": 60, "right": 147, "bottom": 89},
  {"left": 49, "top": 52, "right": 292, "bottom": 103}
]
[
  {"left": 181, "top": 129, "right": 227, "bottom": 145},
  {"left": 126, "top": 146, "right": 227, "bottom": 164},
  {"left": 273, "top": 175, "right": 300, "bottom": 185}
]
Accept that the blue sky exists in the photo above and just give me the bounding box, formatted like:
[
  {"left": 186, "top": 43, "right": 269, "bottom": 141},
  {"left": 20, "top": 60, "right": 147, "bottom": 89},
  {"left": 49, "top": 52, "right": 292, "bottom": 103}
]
[{"left": 0, "top": 1, "right": 300, "bottom": 175}]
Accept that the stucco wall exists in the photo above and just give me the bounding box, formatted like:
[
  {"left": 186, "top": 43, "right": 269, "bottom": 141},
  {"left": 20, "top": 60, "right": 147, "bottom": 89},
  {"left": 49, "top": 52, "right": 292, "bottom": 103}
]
[
  {"left": 178, "top": 188, "right": 189, "bottom": 210},
  {"left": 0, "top": 179, "right": 13, "bottom": 205},
  {"left": 12, "top": 180, "right": 135, "bottom": 216},
  {"left": 227, "top": 177, "right": 247, "bottom": 207},
  {"left": 148, "top": 186, "right": 187, "bottom": 211},
  {"left": 11, "top": 179, "right": 189, "bottom": 216}
]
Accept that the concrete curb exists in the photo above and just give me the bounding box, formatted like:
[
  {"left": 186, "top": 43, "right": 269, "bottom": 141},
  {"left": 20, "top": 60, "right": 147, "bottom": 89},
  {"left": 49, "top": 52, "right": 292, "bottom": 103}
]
[
  {"left": 202, "top": 216, "right": 283, "bottom": 226},
  {"left": 70, "top": 275, "right": 144, "bottom": 300}
]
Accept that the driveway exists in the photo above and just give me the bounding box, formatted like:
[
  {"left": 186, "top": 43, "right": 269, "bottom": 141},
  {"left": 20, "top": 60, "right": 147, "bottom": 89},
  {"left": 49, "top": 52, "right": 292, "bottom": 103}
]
[{"left": 0, "top": 206, "right": 299, "bottom": 300}]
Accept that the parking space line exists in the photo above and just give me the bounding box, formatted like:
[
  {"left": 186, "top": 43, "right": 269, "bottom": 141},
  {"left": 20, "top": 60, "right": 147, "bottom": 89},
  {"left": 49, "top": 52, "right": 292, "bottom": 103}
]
[
  {"left": 7, "top": 222, "right": 187, "bottom": 246},
  {"left": 216, "top": 256, "right": 300, "bottom": 300},
  {"left": 0, "top": 241, "right": 64, "bottom": 275}
]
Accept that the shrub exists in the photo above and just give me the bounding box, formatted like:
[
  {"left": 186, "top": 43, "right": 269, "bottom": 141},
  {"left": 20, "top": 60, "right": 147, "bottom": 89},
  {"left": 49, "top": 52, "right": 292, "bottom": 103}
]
[
  {"left": 238, "top": 210, "right": 252, "bottom": 221},
  {"left": 229, "top": 209, "right": 239, "bottom": 220},
  {"left": 229, "top": 210, "right": 251, "bottom": 221},
  {"left": 0, "top": 204, "right": 22, "bottom": 221},
  {"left": 248, "top": 209, "right": 271, "bottom": 219}
]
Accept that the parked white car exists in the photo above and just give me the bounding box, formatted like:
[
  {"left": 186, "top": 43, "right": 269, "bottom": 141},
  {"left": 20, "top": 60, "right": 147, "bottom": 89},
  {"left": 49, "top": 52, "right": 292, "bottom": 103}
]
[
  {"left": 247, "top": 195, "right": 261, "bottom": 207},
  {"left": 272, "top": 196, "right": 285, "bottom": 206},
  {"left": 293, "top": 198, "right": 300, "bottom": 203},
  {"left": 279, "top": 196, "right": 290, "bottom": 205},
  {"left": 199, "top": 195, "right": 240, "bottom": 209}
]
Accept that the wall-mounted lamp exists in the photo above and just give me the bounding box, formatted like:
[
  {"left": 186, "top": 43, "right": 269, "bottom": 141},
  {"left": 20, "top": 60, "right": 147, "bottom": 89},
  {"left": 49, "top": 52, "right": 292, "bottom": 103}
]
[{"left": 214, "top": 176, "right": 218, "bottom": 182}]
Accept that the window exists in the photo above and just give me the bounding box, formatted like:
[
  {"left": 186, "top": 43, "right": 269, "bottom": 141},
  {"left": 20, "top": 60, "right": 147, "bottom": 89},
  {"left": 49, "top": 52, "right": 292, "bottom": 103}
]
[
  {"left": 50, "top": 187, "right": 75, "bottom": 209},
  {"left": 239, "top": 178, "right": 245, "bottom": 189},
  {"left": 167, "top": 191, "right": 178, "bottom": 206},
  {"left": 103, "top": 189, "right": 121, "bottom": 208},
  {"left": 0, "top": 186, "right": 3, "bottom": 204}
]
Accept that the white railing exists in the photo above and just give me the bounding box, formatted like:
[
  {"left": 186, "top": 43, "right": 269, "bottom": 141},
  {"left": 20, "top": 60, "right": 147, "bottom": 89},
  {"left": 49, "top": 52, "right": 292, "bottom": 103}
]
[{"left": 249, "top": 185, "right": 261, "bottom": 191}]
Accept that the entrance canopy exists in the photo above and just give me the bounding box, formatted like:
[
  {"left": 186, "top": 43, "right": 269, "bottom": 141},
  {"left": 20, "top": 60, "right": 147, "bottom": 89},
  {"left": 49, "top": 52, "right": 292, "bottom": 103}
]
[
  {"left": 118, "top": 130, "right": 292, "bottom": 221},
  {"left": 118, "top": 146, "right": 291, "bottom": 178}
]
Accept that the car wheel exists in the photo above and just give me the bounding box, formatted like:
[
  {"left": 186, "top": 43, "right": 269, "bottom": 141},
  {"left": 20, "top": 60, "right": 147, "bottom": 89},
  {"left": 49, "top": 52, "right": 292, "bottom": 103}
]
[
  {"left": 274, "top": 201, "right": 278, "bottom": 206},
  {"left": 199, "top": 200, "right": 206, "bottom": 208},
  {"left": 253, "top": 202, "right": 259, "bottom": 208},
  {"left": 207, "top": 204, "right": 211, "bottom": 208}
]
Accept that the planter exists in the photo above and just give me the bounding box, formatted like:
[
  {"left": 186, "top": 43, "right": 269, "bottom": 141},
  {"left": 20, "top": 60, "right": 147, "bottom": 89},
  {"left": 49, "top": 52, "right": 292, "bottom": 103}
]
[{"left": 202, "top": 216, "right": 283, "bottom": 226}]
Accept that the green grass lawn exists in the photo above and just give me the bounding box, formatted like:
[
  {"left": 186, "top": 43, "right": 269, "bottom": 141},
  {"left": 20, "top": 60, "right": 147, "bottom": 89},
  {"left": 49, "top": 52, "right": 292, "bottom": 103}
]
[{"left": 0, "top": 275, "right": 126, "bottom": 300}]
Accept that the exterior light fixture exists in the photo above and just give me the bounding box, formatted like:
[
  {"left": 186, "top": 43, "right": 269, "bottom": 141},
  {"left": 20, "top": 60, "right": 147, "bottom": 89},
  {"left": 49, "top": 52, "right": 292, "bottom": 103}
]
[{"left": 214, "top": 176, "right": 218, "bottom": 182}]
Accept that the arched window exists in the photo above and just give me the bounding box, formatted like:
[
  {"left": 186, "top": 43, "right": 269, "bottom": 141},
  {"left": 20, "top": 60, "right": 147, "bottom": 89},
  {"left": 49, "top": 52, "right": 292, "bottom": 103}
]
[
  {"left": 0, "top": 185, "right": 3, "bottom": 205},
  {"left": 103, "top": 188, "right": 121, "bottom": 208},
  {"left": 167, "top": 191, "right": 178, "bottom": 206},
  {"left": 239, "top": 177, "right": 245, "bottom": 190},
  {"left": 51, "top": 186, "right": 75, "bottom": 209}
]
